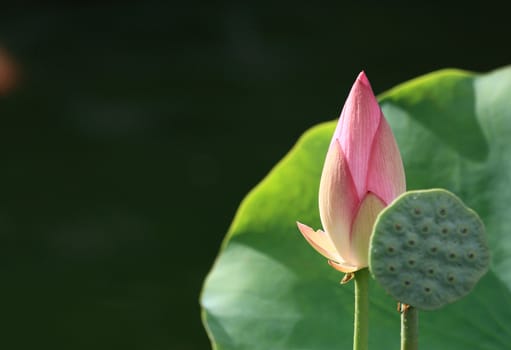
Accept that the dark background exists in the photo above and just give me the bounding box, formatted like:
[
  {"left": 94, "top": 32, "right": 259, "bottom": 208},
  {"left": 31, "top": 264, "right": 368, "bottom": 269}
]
[{"left": 0, "top": 2, "right": 508, "bottom": 349}]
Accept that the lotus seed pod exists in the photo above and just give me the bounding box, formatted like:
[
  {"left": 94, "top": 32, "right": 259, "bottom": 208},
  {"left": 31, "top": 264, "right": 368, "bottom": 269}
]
[{"left": 369, "top": 189, "right": 490, "bottom": 310}]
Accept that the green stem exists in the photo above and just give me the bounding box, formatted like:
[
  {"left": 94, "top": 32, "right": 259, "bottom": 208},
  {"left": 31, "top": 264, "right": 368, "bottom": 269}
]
[
  {"left": 401, "top": 306, "right": 419, "bottom": 350},
  {"left": 353, "top": 268, "right": 369, "bottom": 350}
]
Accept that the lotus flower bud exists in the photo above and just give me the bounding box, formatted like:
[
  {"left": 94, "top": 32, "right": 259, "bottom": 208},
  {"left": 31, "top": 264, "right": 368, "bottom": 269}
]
[{"left": 298, "top": 72, "right": 406, "bottom": 273}]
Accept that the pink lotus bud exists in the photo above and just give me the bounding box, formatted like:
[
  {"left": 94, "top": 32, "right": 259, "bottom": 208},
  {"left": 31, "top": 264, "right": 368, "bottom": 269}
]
[{"left": 297, "top": 72, "right": 406, "bottom": 273}]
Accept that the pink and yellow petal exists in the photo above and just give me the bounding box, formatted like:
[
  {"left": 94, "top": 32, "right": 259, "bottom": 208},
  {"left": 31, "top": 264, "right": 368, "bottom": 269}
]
[
  {"left": 328, "top": 259, "right": 360, "bottom": 273},
  {"left": 367, "top": 116, "right": 406, "bottom": 205},
  {"left": 333, "top": 71, "right": 382, "bottom": 198},
  {"left": 296, "top": 222, "right": 341, "bottom": 262},
  {"left": 319, "top": 140, "right": 359, "bottom": 263}
]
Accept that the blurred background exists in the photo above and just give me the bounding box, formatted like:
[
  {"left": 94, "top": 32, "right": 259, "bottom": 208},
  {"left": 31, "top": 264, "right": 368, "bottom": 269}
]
[{"left": 0, "top": 1, "right": 509, "bottom": 349}]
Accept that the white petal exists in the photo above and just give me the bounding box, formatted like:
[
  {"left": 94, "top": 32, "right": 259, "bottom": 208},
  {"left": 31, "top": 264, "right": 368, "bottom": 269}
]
[{"left": 350, "top": 193, "right": 386, "bottom": 267}]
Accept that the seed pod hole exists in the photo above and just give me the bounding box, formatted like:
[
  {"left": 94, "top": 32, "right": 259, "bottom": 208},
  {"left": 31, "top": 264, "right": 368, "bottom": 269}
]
[
  {"left": 408, "top": 259, "right": 415, "bottom": 266},
  {"left": 421, "top": 225, "right": 429, "bottom": 233},
  {"left": 438, "top": 208, "right": 448, "bottom": 217},
  {"left": 424, "top": 287, "right": 432, "bottom": 293},
  {"left": 413, "top": 207, "right": 422, "bottom": 216},
  {"left": 441, "top": 227, "right": 449, "bottom": 234},
  {"left": 403, "top": 280, "right": 411, "bottom": 287},
  {"left": 394, "top": 223, "right": 403, "bottom": 232}
]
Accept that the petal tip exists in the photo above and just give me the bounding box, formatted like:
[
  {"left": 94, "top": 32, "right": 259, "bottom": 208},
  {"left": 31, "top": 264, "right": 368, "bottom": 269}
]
[
  {"left": 296, "top": 221, "right": 310, "bottom": 232},
  {"left": 356, "top": 71, "right": 371, "bottom": 88},
  {"left": 296, "top": 221, "right": 317, "bottom": 241}
]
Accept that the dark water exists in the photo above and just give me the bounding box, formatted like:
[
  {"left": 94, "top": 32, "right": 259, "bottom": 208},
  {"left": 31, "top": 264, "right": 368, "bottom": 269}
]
[{"left": 0, "top": 2, "right": 508, "bottom": 349}]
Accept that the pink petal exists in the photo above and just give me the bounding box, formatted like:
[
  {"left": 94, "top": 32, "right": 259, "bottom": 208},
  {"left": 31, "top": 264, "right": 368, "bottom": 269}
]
[
  {"left": 349, "top": 192, "right": 386, "bottom": 267},
  {"left": 332, "top": 71, "right": 382, "bottom": 199},
  {"left": 366, "top": 115, "right": 406, "bottom": 204},
  {"left": 319, "top": 140, "right": 359, "bottom": 264},
  {"left": 296, "top": 222, "right": 342, "bottom": 262},
  {"left": 328, "top": 260, "right": 360, "bottom": 273}
]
